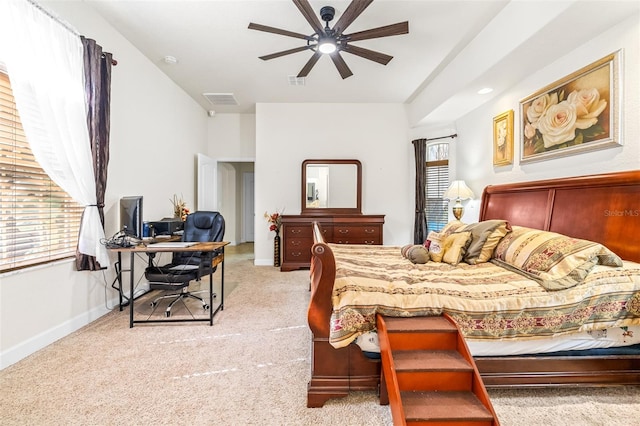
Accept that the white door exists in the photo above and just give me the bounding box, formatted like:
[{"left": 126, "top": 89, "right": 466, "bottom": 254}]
[
  {"left": 243, "top": 172, "right": 255, "bottom": 242},
  {"left": 197, "top": 153, "right": 217, "bottom": 211}
]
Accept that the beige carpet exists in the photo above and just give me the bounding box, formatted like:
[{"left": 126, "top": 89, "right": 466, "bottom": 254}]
[{"left": 1, "top": 244, "right": 639, "bottom": 425}]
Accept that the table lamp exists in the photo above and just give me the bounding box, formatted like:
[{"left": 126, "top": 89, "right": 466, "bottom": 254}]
[{"left": 443, "top": 180, "right": 475, "bottom": 220}]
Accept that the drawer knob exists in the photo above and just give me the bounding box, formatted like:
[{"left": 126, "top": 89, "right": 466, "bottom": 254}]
[
  {"left": 364, "top": 229, "right": 375, "bottom": 234},
  {"left": 291, "top": 240, "right": 301, "bottom": 246},
  {"left": 338, "top": 229, "right": 349, "bottom": 234},
  {"left": 291, "top": 229, "right": 301, "bottom": 234}
]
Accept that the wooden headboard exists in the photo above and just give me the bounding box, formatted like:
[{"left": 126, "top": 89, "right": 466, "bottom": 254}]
[{"left": 479, "top": 170, "right": 640, "bottom": 263}]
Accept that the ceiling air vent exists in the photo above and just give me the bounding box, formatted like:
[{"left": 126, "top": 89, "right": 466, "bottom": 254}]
[
  {"left": 203, "top": 93, "right": 238, "bottom": 106},
  {"left": 288, "top": 75, "right": 306, "bottom": 86}
]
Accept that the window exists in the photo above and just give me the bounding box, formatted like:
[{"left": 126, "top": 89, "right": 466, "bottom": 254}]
[
  {"left": 425, "top": 142, "right": 449, "bottom": 234},
  {"left": 0, "top": 69, "right": 83, "bottom": 272}
]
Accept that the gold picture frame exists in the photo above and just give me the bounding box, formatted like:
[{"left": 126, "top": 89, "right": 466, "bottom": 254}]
[
  {"left": 520, "top": 50, "right": 621, "bottom": 163},
  {"left": 493, "top": 109, "right": 514, "bottom": 166}
]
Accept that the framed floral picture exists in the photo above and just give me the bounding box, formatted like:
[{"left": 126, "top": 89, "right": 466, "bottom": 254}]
[
  {"left": 493, "top": 109, "right": 514, "bottom": 166},
  {"left": 520, "top": 50, "right": 621, "bottom": 163}
]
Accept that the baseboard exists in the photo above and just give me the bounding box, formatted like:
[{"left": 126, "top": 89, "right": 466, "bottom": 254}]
[{"left": 0, "top": 304, "right": 111, "bottom": 370}]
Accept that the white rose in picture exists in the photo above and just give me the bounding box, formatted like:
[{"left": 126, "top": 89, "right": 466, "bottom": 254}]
[
  {"left": 524, "top": 122, "right": 536, "bottom": 140},
  {"left": 497, "top": 121, "right": 507, "bottom": 147},
  {"left": 526, "top": 92, "right": 558, "bottom": 126},
  {"left": 568, "top": 88, "right": 607, "bottom": 129},
  {"left": 536, "top": 101, "right": 578, "bottom": 148}
]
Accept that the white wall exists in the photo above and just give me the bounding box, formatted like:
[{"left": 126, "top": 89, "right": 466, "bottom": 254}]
[
  {"left": 208, "top": 113, "right": 256, "bottom": 159},
  {"left": 0, "top": 2, "right": 208, "bottom": 369},
  {"left": 254, "top": 103, "right": 412, "bottom": 265}
]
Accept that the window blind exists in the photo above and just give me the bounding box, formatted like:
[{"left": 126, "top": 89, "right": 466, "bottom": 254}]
[
  {"left": 0, "top": 70, "right": 83, "bottom": 272},
  {"left": 426, "top": 159, "right": 449, "bottom": 234}
]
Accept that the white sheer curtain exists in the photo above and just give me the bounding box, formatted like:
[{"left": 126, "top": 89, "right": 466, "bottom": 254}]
[{"left": 0, "top": 0, "right": 109, "bottom": 267}]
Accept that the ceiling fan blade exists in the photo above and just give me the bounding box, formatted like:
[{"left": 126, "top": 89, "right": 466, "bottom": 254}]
[
  {"left": 248, "top": 22, "right": 315, "bottom": 41},
  {"left": 330, "top": 52, "right": 354, "bottom": 79},
  {"left": 341, "top": 44, "right": 393, "bottom": 65},
  {"left": 259, "top": 45, "right": 314, "bottom": 61},
  {"left": 293, "top": 0, "right": 325, "bottom": 35},
  {"left": 297, "top": 51, "right": 322, "bottom": 77},
  {"left": 344, "top": 21, "right": 409, "bottom": 42},
  {"left": 332, "top": 0, "right": 373, "bottom": 35}
]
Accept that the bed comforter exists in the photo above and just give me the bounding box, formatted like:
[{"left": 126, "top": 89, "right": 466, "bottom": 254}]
[{"left": 329, "top": 244, "right": 640, "bottom": 349}]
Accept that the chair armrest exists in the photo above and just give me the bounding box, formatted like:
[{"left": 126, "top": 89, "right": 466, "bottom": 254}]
[{"left": 196, "top": 251, "right": 222, "bottom": 276}]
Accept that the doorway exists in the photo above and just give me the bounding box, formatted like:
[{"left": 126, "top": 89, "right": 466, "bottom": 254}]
[{"left": 197, "top": 155, "right": 255, "bottom": 246}]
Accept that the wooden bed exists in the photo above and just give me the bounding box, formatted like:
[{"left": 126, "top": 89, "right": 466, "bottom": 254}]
[{"left": 306, "top": 170, "right": 640, "bottom": 408}]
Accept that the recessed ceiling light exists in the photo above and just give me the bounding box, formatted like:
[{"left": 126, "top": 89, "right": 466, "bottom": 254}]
[
  {"left": 477, "top": 87, "right": 493, "bottom": 95},
  {"left": 163, "top": 55, "right": 178, "bottom": 65}
]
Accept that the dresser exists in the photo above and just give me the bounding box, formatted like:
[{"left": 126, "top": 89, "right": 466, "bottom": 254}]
[{"left": 280, "top": 214, "right": 385, "bottom": 271}]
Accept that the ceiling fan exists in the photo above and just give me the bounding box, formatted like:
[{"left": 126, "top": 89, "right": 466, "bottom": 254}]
[{"left": 248, "top": 0, "right": 409, "bottom": 79}]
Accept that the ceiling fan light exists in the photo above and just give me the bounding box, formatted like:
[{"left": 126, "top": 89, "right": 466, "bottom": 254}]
[{"left": 318, "top": 39, "right": 336, "bottom": 54}]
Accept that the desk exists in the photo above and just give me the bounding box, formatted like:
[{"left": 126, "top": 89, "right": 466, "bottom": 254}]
[
  {"left": 110, "top": 241, "right": 229, "bottom": 327},
  {"left": 111, "top": 235, "right": 182, "bottom": 309}
]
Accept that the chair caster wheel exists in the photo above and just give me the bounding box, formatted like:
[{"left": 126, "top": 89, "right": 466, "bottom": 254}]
[
  {"left": 150, "top": 302, "right": 157, "bottom": 307},
  {"left": 203, "top": 304, "right": 209, "bottom": 310},
  {"left": 165, "top": 311, "right": 171, "bottom": 318}
]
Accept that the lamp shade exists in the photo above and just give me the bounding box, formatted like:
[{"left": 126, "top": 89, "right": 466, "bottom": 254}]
[{"left": 443, "top": 180, "right": 475, "bottom": 201}]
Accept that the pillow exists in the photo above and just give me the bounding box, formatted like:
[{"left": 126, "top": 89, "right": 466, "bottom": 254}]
[
  {"left": 441, "top": 231, "right": 472, "bottom": 265},
  {"left": 441, "top": 220, "right": 467, "bottom": 236},
  {"left": 492, "top": 226, "right": 623, "bottom": 290},
  {"left": 458, "top": 220, "right": 511, "bottom": 265},
  {"left": 401, "top": 244, "right": 430, "bottom": 264},
  {"left": 407, "top": 245, "right": 430, "bottom": 264},
  {"left": 426, "top": 231, "right": 445, "bottom": 262},
  {"left": 400, "top": 244, "right": 414, "bottom": 258}
]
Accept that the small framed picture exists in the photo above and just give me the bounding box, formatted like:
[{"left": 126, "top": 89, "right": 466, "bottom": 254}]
[{"left": 493, "top": 109, "right": 514, "bottom": 166}]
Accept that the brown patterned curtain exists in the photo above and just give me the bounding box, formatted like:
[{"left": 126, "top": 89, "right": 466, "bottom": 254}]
[
  {"left": 76, "top": 37, "right": 112, "bottom": 271},
  {"left": 412, "top": 138, "right": 427, "bottom": 244}
]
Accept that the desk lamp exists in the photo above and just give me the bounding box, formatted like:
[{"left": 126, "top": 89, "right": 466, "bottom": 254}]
[{"left": 443, "top": 180, "right": 475, "bottom": 220}]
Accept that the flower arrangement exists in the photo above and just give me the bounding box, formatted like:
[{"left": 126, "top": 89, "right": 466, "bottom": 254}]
[
  {"left": 524, "top": 87, "right": 607, "bottom": 154},
  {"left": 171, "top": 194, "right": 190, "bottom": 221},
  {"left": 264, "top": 209, "right": 283, "bottom": 233}
]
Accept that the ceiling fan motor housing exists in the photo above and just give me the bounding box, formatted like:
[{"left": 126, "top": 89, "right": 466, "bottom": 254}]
[{"left": 320, "top": 6, "right": 335, "bottom": 23}]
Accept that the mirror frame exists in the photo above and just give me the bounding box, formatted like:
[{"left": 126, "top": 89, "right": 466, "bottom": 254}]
[{"left": 301, "top": 159, "right": 362, "bottom": 215}]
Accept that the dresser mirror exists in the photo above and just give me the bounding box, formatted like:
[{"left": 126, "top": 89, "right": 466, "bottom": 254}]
[{"left": 301, "top": 159, "right": 362, "bottom": 215}]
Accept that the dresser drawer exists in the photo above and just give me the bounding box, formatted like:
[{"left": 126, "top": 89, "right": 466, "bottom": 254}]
[
  {"left": 332, "top": 225, "right": 382, "bottom": 244},
  {"left": 284, "top": 237, "right": 313, "bottom": 252},
  {"left": 284, "top": 225, "right": 312, "bottom": 238},
  {"left": 282, "top": 240, "right": 312, "bottom": 263},
  {"left": 280, "top": 214, "right": 384, "bottom": 270}
]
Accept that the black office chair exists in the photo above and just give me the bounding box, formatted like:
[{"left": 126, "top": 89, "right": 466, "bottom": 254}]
[{"left": 145, "top": 211, "right": 225, "bottom": 317}]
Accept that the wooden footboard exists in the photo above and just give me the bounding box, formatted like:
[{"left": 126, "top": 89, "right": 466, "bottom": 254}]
[
  {"left": 307, "top": 237, "right": 381, "bottom": 407},
  {"left": 306, "top": 170, "right": 640, "bottom": 407}
]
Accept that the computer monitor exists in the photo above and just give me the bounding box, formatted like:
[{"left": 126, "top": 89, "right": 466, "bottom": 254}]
[{"left": 120, "top": 196, "right": 143, "bottom": 239}]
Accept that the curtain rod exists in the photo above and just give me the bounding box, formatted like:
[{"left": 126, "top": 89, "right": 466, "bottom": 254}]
[
  {"left": 426, "top": 133, "right": 457, "bottom": 142},
  {"left": 26, "top": 0, "right": 117, "bottom": 66}
]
